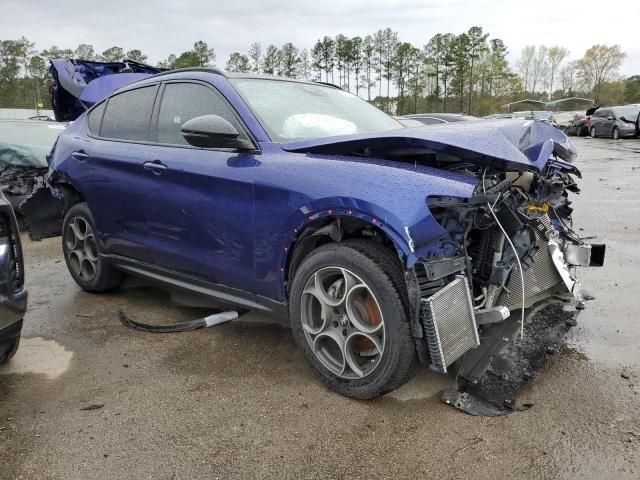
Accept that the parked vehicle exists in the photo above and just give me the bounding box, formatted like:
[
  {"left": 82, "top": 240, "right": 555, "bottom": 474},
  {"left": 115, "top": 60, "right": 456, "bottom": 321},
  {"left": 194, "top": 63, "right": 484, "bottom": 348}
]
[
  {"left": 549, "top": 113, "right": 576, "bottom": 132},
  {"left": 483, "top": 113, "right": 514, "bottom": 119},
  {"left": 0, "top": 119, "right": 66, "bottom": 212},
  {"left": 402, "top": 113, "right": 479, "bottom": 125},
  {"left": 393, "top": 116, "right": 426, "bottom": 128},
  {"left": 28, "top": 67, "right": 605, "bottom": 412},
  {"left": 589, "top": 105, "right": 640, "bottom": 139},
  {"left": 512, "top": 111, "right": 554, "bottom": 123},
  {"left": 567, "top": 114, "right": 591, "bottom": 137},
  {"left": 0, "top": 190, "right": 27, "bottom": 364}
]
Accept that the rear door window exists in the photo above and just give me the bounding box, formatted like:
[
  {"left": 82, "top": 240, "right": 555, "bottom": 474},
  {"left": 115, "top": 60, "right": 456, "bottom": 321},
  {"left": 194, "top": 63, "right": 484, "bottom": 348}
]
[
  {"left": 155, "top": 82, "right": 244, "bottom": 146},
  {"left": 100, "top": 85, "right": 158, "bottom": 141}
]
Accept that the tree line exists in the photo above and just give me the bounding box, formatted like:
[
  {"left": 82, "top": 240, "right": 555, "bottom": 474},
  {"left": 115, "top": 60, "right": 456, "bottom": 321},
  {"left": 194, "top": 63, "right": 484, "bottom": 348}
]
[{"left": 1, "top": 30, "right": 638, "bottom": 115}]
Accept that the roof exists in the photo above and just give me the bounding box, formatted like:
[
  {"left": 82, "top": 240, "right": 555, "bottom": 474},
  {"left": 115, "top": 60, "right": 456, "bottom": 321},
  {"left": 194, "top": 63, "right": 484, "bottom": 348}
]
[{"left": 147, "top": 67, "right": 328, "bottom": 87}]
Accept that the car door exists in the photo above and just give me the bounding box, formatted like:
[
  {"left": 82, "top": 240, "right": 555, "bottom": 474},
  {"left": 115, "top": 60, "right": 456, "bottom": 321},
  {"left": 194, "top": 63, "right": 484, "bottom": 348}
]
[
  {"left": 597, "top": 109, "right": 611, "bottom": 135},
  {"left": 79, "top": 84, "right": 159, "bottom": 262},
  {"left": 142, "top": 81, "right": 258, "bottom": 291}
]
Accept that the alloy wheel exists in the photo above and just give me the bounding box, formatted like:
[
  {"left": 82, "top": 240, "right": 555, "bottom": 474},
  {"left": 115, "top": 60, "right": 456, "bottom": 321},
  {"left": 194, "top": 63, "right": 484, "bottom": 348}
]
[
  {"left": 612, "top": 127, "right": 619, "bottom": 140},
  {"left": 300, "top": 266, "right": 385, "bottom": 379},
  {"left": 64, "top": 216, "right": 99, "bottom": 281}
]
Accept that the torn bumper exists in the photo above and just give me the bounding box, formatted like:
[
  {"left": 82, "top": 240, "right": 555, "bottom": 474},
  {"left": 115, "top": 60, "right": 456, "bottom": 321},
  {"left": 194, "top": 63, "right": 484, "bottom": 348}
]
[{"left": 416, "top": 235, "right": 605, "bottom": 415}]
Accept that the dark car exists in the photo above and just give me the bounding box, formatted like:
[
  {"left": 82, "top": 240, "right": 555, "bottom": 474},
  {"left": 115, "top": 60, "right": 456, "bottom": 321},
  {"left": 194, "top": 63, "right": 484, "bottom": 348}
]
[
  {"left": 402, "top": 113, "right": 479, "bottom": 125},
  {"left": 567, "top": 114, "right": 591, "bottom": 137},
  {"left": 0, "top": 119, "right": 66, "bottom": 213},
  {"left": 0, "top": 190, "right": 27, "bottom": 364},
  {"left": 589, "top": 105, "right": 640, "bottom": 139},
  {"left": 32, "top": 67, "right": 604, "bottom": 410}
]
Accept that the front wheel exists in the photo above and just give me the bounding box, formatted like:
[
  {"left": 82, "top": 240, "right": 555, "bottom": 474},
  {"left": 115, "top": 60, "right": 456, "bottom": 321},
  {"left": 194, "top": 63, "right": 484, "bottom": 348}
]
[
  {"left": 612, "top": 126, "right": 619, "bottom": 139},
  {"left": 590, "top": 126, "right": 597, "bottom": 138},
  {"left": 62, "top": 203, "right": 123, "bottom": 292},
  {"left": 289, "top": 240, "right": 417, "bottom": 399}
]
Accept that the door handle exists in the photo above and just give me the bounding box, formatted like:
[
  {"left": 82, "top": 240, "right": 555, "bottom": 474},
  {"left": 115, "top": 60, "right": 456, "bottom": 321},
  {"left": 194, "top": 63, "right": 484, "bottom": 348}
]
[
  {"left": 142, "top": 160, "right": 168, "bottom": 175},
  {"left": 71, "top": 151, "right": 89, "bottom": 161}
]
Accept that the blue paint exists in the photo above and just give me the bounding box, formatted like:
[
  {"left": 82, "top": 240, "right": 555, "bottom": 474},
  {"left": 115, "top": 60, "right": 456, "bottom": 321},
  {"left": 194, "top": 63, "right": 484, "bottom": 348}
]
[{"left": 48, "top": 71, "right": 570, "bottom": 302}]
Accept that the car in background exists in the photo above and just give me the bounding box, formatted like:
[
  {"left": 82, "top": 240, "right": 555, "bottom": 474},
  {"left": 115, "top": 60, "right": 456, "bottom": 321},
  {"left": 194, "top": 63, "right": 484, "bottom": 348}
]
[
  {"left": 567, "top": 113, "right": 591, "bottom": 137},
  {"left": 549, "top": 112, "right": 576, "bottom": 133},
  {"left": 483, "top": 113, "right": 514, "bottom": 119},
  {"left": 402, "top": 113, "right": 479, "bottom": 125},
  {"left": 589, "top": 105, "right": 640, "bottom": 139},
  {"left": 0, "top": 119, "right": 66, "bottom": 213},
  {"left": 0, "top": 189, "right": 27, "bottom": 364},
  {"left": 512, "top": 111, "right": 554, "bottom": 123},
  {"left": 393, "top": 116, "right": 425, "bottom": 128}
]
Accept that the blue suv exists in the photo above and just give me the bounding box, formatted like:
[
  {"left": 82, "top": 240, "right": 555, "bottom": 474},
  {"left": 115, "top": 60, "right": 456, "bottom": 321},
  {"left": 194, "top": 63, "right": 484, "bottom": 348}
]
[{"left": 40, "top": 67, "right": 603, "bottom": 406}]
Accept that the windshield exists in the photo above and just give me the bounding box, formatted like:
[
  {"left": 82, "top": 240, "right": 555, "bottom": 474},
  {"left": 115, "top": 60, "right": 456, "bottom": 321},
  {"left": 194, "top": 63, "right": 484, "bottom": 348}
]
[
  {"left": 0, "top": 121, "right": 66, "bottom": 168},
  {"left": 231, "top": 79, "right": 403, "bottom": 142},
  {"left": 614, "top": 106, "right": 640, "bottom": 120}
]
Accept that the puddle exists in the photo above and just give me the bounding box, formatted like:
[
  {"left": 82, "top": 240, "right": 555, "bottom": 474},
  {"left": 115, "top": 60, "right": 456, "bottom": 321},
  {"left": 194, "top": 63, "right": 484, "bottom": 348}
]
[{"left": 0, "top": 337, "right": 73, "bottom": 379}]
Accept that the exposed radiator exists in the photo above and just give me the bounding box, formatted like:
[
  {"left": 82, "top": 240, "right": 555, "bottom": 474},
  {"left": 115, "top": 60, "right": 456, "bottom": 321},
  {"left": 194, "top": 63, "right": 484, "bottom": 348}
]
[
  {"left": 498, "top": 215, "right": 563, "bottom": 309},
  {"left": 420, "top": 276, "right": 480, "bottom": 374}
]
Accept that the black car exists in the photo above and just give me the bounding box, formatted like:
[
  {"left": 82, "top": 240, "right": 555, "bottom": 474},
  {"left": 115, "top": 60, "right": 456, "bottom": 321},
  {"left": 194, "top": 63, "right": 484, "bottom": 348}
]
[
  {"left": 0, "top": 190, "right": 27, "bottom": 364},
  {"left": 402, "top": 113, "right": 479, "bottom": 125},
  {"left": 567, "top": 114, "right": 591, "bottom": 136},
  {"left": 589, "top": 105, "right": 640, "bottom": 139}
]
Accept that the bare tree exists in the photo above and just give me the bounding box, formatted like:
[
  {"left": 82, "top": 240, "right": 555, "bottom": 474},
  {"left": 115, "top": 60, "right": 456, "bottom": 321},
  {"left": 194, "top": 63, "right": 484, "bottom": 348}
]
[
  {"left": 516, "top": 45, "right": 535, "bottom": 92},
  {"left": 530, "top": 46, "right": 548, "bottom": 94},
  {"left": 546, "top": 46, "right": 569, "bottom": 99},
  {"left": 248, "top": 42, "right": 262, "bottom": 73},
  {"left": 560, "top": 61, "right": 578, "bottom": 95}
]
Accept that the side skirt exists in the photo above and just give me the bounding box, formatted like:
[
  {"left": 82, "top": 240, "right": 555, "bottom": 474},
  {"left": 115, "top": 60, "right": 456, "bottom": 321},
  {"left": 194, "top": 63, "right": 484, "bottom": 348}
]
[{"left": 101, "top": 254, "right": 289, "bottom": 321}]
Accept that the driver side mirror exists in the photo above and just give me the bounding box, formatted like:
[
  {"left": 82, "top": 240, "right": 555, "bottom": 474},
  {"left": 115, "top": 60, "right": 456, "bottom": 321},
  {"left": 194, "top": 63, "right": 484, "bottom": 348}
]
[
  {"left": 607, "top": 116, "right": 615, "bottom": 121},
  {"left": 181, "top": 115, "right": 254, "bottom": 150}
]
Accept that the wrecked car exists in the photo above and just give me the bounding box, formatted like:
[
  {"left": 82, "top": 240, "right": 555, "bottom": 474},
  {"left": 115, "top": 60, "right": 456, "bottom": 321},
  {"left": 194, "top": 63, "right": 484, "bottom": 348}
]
[
  {"left": 0, "top": 119, "right": 66, "bottom": 216},
  {"left": 29, "top": 68, "right": 605, "bottom": 413},
  {"left": 0, "top": 188, "right": 27, "bottom": 364}
]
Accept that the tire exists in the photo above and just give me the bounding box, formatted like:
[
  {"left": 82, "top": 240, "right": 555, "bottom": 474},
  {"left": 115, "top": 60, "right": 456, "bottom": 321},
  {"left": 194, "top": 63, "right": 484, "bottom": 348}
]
[
  {"left": 574, "top": 127, "right": 581, "bottom": 137},
  {"left": 62, "top": 202, "right": 123, "bottom": 292},
  {"left": 590, "top": 126, "right": 597, "bottom": 138},
  {"left": 289, "top": 239, "right": 417, "bottom": 399},
  {"left": 612, "top": 126, "right": 619, "bottom": 140}
]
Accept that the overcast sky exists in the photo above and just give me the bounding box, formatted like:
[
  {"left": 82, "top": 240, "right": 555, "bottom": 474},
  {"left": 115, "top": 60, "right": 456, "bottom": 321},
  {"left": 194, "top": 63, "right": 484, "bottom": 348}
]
[{"left": 3, "top": 0, "right": 639, "bottom": 76}]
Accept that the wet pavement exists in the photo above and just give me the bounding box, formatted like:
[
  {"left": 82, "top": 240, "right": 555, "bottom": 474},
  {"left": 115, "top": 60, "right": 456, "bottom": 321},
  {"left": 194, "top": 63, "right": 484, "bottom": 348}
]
[{"left": 1, "top": 137, "right": 639, "bottom": 479}]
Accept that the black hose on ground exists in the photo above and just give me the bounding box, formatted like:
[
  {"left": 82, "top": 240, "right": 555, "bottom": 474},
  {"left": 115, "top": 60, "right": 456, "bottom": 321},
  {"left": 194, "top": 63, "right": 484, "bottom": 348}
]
[{"left": 117, "top": 308, "right": 238, "bottom": 333}]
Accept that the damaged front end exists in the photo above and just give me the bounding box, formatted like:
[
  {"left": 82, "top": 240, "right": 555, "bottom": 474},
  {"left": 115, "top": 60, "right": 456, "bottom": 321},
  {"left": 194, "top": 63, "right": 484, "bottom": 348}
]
[{"left": 411, "top": 160, "right": 604, "bottom": 415}]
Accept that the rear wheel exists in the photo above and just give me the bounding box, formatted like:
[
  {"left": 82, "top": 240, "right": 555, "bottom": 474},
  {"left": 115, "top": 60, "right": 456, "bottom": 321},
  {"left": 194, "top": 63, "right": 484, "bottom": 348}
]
[
  {"left": 62, "top": 203, "right": 123, "bottom": 292},
  {"left": 289, "top": 240, "right": 417, "bottom": 399},
  {"left": 612, "top": 126, "right": 619, "bottom": 140},
  {"left": 590, "top": 126, "right": 597, "bottom": 138}
]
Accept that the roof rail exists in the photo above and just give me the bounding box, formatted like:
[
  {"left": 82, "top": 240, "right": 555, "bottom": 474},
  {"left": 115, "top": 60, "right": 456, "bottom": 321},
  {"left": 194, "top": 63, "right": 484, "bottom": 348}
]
[
  {"left": 314, "top": 80, "right": 342, "bottom": 89},
  {"left": 149, "top": 67, "right": 227, "bottom": 79}
]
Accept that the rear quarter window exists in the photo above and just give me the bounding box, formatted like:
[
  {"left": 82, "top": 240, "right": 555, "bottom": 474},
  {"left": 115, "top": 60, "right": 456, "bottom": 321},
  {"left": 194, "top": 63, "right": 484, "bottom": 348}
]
[
  {"left": 100, "top": 85, "right": 158, "bottom": 141},
  {"left": 87, "top": 102, "right": 105, "bottom": 135}
]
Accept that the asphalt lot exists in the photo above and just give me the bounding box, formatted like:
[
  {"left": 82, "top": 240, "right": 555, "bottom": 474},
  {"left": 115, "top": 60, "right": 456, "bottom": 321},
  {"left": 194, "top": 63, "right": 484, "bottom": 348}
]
[{"left": 1, "top": 136, "right": 639, "bottom": 479}]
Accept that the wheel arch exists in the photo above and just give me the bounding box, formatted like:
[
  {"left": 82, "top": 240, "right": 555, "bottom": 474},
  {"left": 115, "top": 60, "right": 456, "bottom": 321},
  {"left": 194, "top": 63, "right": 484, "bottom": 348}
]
[{"left": 283, "top": 212, "right": 412, "bottom": 297}]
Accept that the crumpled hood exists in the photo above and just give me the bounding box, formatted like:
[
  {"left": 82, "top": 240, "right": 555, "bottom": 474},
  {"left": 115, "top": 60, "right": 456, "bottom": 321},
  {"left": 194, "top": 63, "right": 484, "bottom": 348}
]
[
  {"left": 281, "top": 119, "right": 576, "bottom": 172},
  {"left": 49, "top": 58, "right": 161, "bottom": 121}
]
